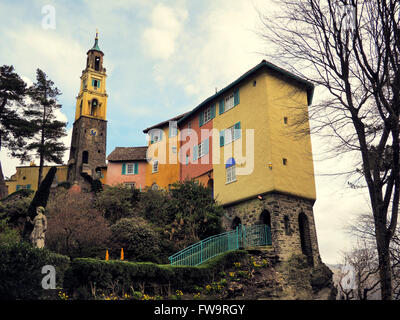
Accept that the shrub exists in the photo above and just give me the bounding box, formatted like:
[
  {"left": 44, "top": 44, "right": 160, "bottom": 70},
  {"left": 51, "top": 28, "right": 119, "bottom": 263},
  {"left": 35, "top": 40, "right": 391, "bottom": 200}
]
[
  {"left": 109, "top": 217, "right": 162, "bottom": 263},
  {"left": 0, "top": 242, "right": 70, "bottom": 299},
  {"left": 46, "top": 190, "right": 111, "bottom": 259},
  {"left": 0, "top": 189, "right": 34, "bottom": 230},
  {"left": 63, "top": 250, "right": 248, "bottom": 299},
  {"left": 94, "top": 185, "right": 136, "bottom": 223}
]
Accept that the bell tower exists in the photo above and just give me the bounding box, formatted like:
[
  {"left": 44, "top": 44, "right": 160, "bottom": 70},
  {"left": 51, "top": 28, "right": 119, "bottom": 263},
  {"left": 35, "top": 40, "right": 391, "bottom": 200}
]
[{"left": 67, "top": 31, "right": 108, "bottom": 190}]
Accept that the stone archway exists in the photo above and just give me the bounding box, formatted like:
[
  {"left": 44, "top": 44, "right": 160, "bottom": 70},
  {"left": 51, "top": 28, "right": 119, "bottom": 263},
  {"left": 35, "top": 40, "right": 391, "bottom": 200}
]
[
  {"left": 259, "top": 209, "right": 271, "bottom": 228},
  {"left": 231, "top": 216, "right": 241, "bottom": 230},
  {"left": 298, "top": 212, "right": 314, "bottom": 266}
]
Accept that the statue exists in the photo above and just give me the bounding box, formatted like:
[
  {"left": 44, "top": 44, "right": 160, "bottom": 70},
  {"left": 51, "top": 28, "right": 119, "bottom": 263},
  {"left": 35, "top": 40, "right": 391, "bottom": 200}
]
[{"left": 27, "top": 206, "right": 47, "bottom": 249}]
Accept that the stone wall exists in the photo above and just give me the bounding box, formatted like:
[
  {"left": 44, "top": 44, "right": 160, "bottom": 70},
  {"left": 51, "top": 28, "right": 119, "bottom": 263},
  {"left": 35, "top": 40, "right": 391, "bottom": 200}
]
[
  {"left": 67, "top": 116, "right": 107, "bottom": 190},
  {"left": 222, "top": 192, "right": 321, "bottom": 266}
]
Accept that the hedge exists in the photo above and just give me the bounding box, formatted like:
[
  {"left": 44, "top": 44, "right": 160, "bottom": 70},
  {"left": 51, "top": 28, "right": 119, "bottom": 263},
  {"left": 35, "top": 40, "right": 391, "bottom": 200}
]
[
  {"left": 64, "top": 250, "right": 248, "bottom": 298},
  {"left": 0, "top": 242, "right": 70, "bottom": 300}
]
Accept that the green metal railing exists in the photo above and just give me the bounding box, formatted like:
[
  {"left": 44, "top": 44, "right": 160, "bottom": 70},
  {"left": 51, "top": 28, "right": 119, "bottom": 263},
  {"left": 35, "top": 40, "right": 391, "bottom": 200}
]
[{"left": 168, "top": 224, "right": 272, "bottom": 266}]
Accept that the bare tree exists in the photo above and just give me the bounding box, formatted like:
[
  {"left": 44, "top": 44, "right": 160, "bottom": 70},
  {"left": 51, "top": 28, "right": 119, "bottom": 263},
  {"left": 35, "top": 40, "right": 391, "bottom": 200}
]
[
  {"left": 347, "top": 213, "right": 400, "bottom": 299},
  {"left": 258, "top": 0, "right": 400, "bottom": 299}
]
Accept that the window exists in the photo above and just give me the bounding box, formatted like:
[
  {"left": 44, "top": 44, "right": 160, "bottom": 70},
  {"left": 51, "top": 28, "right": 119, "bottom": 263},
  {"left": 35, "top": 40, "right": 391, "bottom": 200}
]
[
  {"left": 220, "top": 89, "right": 240, "bottom": 114},
  {"left": 92, "top": 78, "right": 100, "bottom": 89},
  {"left": 284, "top": 216, "right": 291, "bottom": 235},
  {"left": 187, "top": 122, "right": 191, "bottom": 135},
  {"left": 152, "top": 160, "right": 159, "bottom": 173},
  {"left": 91, "top": 99, "right": 98, "bottom": 116},
  {"left": 95, "top": 56, "right": 100, "bottom": 71},
  {"left": 169, "top": 121, "right": 178, "bottom": 137},
  {"left": 226, "top": 166, "right": 236, "bottom": 183},
  {"left": 253, "top": 80, "right": 257, "bottom": 87},
  {"left": 124, "top": 182, "right": 135, "bottom": 189},
  {"left": 82, "top": 151, "right": 89, "bottom": 164},
  {"left": 150, "top": 129, "right": 162, "bottom": 144},
  {"left": 193, "top": 138, "right": 210, "bottom": 161},
  {"left": 225, "top": 94, "right": 234, "bottom": 111},
  {"left": 171, "top": 146, "right": 177, "bottom": 154},
  {"left": 226, "top": 157, "right": 236, "bottom": 184},
  {"left": 221, "top": 122, "right": 241, "bottom": 146},
  {"left": 186, "top": 154, "right": 189, "bottom": 166},
  {"left": 284, "top": 117, "right": 288, "bottom": 124},
  {"left": 122, "top": 162, "right": 138, "bottom": 175},
  {"left": 283, "top": 158, "right": 287, "bottom": 166},
  {"left": 204, "top": 106, "right": 212, "bottom": 123}
]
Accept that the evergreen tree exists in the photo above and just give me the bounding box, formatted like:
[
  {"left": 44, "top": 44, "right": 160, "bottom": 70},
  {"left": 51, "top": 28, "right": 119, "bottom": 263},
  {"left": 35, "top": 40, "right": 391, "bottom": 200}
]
[
  {"left": 26, "top": 69, "right": 67, "bottom": 188},
  {"left": 0, "top": 65, "right": 34, "bottom": 198}
]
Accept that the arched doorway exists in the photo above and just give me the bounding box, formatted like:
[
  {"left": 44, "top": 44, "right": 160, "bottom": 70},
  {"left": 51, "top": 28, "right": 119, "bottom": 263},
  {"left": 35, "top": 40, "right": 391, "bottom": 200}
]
[
  {"left": 231, "top": 216, "right": 241, "bottom": 230},
  {"left": 259, "top": 210, "right": 271, "bottom": 228},
  {"left": 298, "top": 212, "right": 313, "bottom": 266}
]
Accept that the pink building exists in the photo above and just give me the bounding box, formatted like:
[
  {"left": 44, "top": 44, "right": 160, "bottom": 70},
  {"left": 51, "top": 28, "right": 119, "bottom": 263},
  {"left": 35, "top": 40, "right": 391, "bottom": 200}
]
[{"left": 106, "top": 147, "right": 148, "bottom": 189}]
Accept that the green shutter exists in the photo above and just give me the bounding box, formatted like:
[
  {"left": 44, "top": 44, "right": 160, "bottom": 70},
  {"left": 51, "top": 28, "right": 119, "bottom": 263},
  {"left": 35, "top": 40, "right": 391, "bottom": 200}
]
[
  {"left": 234, "top": 122, "right": 241, "bottom": 140},
  {"left": 92, "top": 79, "right": 95, "bottom": 87},
  {"left": 193, "top": 145, "right": 198, "bottom": 161},
  {"left": 211, "top": 104, "right": 216, "bottom": 119},
  {"left": 27, "top": 184, "right": 31, "bottom": 190},
  {"left": 134, "top": 163, "right": 139, "bottom": 174},
  {"left": 122, "top": 163, "right": 126, "bottom": 175},
  {"left": 204, "top": 138, "right": 210, "bottom": 155},
  {"left": 220, "top": 130, "right": 225, "bottom": 147},
  {"left": 234, "top": 89, "right": 240, "bottom": 106},
  {"left": 219, "top": 99, "right": 225, "bottom": 115},
  {"left": 98, "top": 80, "right": 101, "bottom": 88},
  {"left": 16, "top": 185, "right": 21, "bottom": 191},
  {"left": 199, "top": 112, "right": 204, "bottom": 127}
]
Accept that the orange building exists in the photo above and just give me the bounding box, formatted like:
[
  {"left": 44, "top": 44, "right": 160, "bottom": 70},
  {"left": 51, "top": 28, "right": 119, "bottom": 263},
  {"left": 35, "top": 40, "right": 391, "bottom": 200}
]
[{"left": 142, "top": 113, "right": 187, "bottom": 190}]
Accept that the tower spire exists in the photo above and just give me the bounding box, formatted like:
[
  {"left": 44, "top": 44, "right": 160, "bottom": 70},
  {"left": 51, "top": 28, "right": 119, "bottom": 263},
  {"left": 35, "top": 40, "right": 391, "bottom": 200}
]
[{"left": 90, "top": 29, "right": 102, "bottom": 53}]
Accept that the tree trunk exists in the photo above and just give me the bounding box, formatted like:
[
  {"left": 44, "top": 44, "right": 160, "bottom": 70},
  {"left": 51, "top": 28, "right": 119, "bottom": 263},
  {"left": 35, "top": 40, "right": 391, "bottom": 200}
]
[
  {"left": 376, "top": 228, "right": 393, "bottom": 300},
  {"left": 0, "top": 161, "right": 8, "bottom": 199}
]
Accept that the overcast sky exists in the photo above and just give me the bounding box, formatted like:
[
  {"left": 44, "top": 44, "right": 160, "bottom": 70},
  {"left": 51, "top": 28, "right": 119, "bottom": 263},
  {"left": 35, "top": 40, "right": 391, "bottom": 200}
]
[{"left": 0, "top": 0, "right": 371, "bottom": 264}]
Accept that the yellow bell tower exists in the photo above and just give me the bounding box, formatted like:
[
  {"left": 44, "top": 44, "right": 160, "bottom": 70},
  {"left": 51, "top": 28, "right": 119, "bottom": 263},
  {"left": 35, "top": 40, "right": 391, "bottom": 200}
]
[
  {"left": 75, "top": 30, "right": 107, "bottom": 121},
  {"left": 68, "top": 30, "right": 108, "bottom": 190}
]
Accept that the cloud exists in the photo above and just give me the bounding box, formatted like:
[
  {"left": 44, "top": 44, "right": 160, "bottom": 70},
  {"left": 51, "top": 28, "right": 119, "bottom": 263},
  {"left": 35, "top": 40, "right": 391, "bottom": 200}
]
[{"left": 142, "top": 3, "right": 188, "bottom": 60}]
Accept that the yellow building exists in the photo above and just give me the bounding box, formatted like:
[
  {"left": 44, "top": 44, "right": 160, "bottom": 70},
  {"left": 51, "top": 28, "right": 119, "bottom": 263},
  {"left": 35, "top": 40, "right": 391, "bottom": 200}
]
[
  {"left": 175, "top": 60, "right": 320, "bottom": 265},
  {"left": 143, "top": 113, "right": 187, "bottom": 190},
  {"left": 5, "top": 164, "right": 68, "bottom": 194}
]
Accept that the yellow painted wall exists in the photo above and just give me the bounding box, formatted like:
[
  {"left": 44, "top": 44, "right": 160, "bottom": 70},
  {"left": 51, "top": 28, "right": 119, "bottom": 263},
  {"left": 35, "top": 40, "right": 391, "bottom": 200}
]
[
  {"left": 213, "top": 70, "right": 315, "bottom": 205},
  {"left": 265, "top": 73, "right": 316, "bottom": 201},
  {"left": 75, "top": 70, "right": 107, "bottom": 121},
  {"left": 5, "top": 165, "right": 68, "bottom": 194},
  {"left": 145, "top": 125, "right": 180, "bottom": 189}
]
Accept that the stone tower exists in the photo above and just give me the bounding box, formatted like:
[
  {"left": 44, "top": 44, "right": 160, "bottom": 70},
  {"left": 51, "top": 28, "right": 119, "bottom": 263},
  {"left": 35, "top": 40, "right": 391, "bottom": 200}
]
[{"left": 67, "top": 31, "right": 108, "bottom": 190}]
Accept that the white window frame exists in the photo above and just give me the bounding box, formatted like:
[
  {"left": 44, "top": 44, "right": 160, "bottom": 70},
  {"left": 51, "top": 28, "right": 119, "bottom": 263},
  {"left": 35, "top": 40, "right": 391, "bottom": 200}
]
[
  {"left": 226, "top": 165, "right": 236, "bottom": 184},
  {"left": 126, "top": 163, "right": 135, "bottom": 175},
  {"left": 171, "top": 146, "right": 177, "bottom": 154},
  {"left": 124, "top": 182, "right": 135, "bottom": 189},
  {"left": 224, "top": 126, "right": 235, "bottom": 145},
  {"left": 152, "top": 160, "right": 159, "bottom": 173},
  {"left": 225, "top": 94, "right": 234, "bottom": 112},
  {"left": 203, "top": 106, "right": 212, "bottom": 123}
]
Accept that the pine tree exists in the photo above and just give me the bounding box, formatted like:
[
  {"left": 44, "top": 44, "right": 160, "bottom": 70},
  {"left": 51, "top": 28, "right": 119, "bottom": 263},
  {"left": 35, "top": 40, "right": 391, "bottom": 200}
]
[
  {"left": 25, "top": 69, "right": 67, "bottom": 188},
  {"left": 0, "top": 65, "right": 35, "bottom": 198}
]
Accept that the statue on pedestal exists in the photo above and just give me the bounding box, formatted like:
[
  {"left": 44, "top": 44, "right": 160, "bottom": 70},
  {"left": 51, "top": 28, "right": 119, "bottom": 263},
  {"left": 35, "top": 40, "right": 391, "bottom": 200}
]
[{"left": 27, "top": 206, "right": 47, "bottom": 249}]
